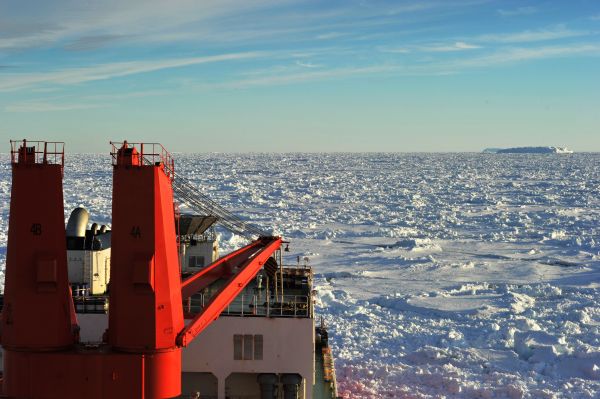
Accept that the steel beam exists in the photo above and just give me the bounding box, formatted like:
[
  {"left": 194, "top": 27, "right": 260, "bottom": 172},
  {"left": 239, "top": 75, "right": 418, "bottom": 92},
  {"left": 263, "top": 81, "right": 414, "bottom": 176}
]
[
  {"left": 181, "top": 240, "right": 265, "bottom": 299},
  {"left": 176, "top": 237, "right": 282, "bottom": 347}
]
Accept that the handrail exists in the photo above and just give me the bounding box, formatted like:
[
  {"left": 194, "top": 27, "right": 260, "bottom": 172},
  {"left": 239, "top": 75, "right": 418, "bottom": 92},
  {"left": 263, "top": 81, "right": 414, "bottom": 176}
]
[
  {"left": 9, "top": 139, "right": 65, "bottom": 168},
  {"left": 109, "top": 141, "right": 175, "bottom": 181},
  {"left": 184, "top": 293, "right": 311, "bottom": 318}
]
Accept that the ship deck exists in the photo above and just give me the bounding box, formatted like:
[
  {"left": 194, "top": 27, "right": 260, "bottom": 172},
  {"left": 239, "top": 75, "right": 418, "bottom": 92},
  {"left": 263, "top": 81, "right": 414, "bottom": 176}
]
[
  {"left": 314, "top": 344, "right": 338, "bottom": 399},
  {"left": 184, "top": 265, "right": 314, "bottom": 319}
]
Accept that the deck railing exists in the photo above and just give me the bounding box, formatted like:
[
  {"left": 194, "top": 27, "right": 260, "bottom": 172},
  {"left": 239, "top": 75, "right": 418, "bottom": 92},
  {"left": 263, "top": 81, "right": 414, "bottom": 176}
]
[
  {"left": 72, "top": 295, "right": 108, "bottom": 314},
  {"left": 109, "top": 141, "right": 175, "bottom": 181},
  {"left": 9, "top": 140, "right": 65, "bottom": 167},
  {"left": 66, "top": 293, "right": 312, "bottom": 318},
  {"left": 184, "top": 293, "right": 312, "bottom": 318}
]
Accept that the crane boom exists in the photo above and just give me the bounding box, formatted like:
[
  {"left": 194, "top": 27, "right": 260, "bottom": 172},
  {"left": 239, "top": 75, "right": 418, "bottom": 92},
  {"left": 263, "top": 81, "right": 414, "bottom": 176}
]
[
  {"left": 181, "top": 239, "right": 264, "bottom": 299},
  {"left": 177, "top": 236, "right": 282, "bottom": 347}
]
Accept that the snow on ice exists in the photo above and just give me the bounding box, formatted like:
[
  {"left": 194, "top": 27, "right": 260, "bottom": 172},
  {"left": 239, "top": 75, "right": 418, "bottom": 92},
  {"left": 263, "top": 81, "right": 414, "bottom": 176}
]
[{"left": 1, "top": 152, "right": 599, "bottom": 398}]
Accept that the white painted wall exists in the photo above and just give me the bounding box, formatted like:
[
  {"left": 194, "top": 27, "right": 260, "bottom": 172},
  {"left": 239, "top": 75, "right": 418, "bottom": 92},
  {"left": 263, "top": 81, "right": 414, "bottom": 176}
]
[
  {"left": 74, "top": 314, "right": 315, "bottom": 399},
  {"left": 67, "top": 248, "right": 111, "bottom": 295},
  {"left": 182, "top": 316, "right": 314, "bottom": 399},
  {"left": 181, "top": 239, "right": 219, "bottom": 273}
]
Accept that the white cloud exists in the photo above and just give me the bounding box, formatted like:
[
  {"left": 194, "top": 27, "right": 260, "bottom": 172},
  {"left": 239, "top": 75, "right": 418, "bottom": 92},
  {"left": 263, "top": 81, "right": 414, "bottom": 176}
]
[
  {"left": 209, "top": 65, "right": 398, "bottom": 89},
  {"left": 0, "top": 0, "right": 296, "bottom": 50},
  {"left": 497, "top": 6, "right": 537, "bottom": 17},
  {"left": 378, "top": 41, "right": 480, "bottom": 54},
  {"left": 315, "top": 32, "right": 346, "bottom": 40},
  {"left": 455, "top": 41, "right": 481, "bottom": 49},
  {"left": 215, "top": 43, "right": 600, "bottom": 89},
  {"left": 377, "top": 26, "right": 593, "bottom": 57},
  {"left": 0, "top": 0, "right": 499, "bottom": 53},
  {"left": 1, "top": 1, "right": 597, "bottom": 96},
  {"left": 5, "top": 102, "right": 104, "bottom": 112},
  {"left": 295, "top": 61, "right": 322, "bottom": 68},
  {"left": 475, "top": 26, "right": 589, "bottom": 43},
  {"left": 434, "top": 41, "right": 481, "bottom": 51},
  {"left": 0, "top": 52, "right": 264, "bottom": 92},
  {"left": 444, "top": 44, "right": 600, "bottom": 69},
  {"left": 417, "top": 41, "right": 482, "bottom": 52},
  {"left": 377, "top": 46, "right": 411, "bottom": 54},
  {"left": 64, "top": 34, "right": 127, "bottom": 51},
  {"left": 5, "top": 41, "right": 599, "bottom": 96}
]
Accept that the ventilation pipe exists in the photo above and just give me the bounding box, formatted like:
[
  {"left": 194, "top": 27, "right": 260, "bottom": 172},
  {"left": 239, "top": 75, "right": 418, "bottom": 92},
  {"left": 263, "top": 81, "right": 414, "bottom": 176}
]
[
  {"left": 66, "top": 207, "right": 89, "bottom": 237},
  {"left": 281, "top": 374, "right": 302, "bottom": 399},
  {"left": 257, "top": 373, "right": 278, "bottom": 399}
]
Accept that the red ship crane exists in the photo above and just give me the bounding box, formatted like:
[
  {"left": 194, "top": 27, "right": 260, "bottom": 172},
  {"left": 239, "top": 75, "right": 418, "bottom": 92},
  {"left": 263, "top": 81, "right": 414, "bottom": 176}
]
[{"left": 0, "top": 140, "right": 282, "bottom": 398}]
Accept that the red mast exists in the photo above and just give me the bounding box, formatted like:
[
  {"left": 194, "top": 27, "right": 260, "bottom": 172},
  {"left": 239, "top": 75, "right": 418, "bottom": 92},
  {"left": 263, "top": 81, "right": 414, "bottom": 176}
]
[
  {"left": 1, "top": 140, "right": 79, "bottom": 392},
  {"left": 107, "top": 141, "right": 183, "bottom": 397}
]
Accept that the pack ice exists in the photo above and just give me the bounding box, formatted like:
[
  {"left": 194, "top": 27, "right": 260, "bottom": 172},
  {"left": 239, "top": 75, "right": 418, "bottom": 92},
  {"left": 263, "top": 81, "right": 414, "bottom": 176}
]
[{"left": 0, "top": 153, "right": 599, "bottom": 398}]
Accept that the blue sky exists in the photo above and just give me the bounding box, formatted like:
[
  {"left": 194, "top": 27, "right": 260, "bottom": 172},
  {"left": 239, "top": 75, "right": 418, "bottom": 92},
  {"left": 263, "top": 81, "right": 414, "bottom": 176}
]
[{"left": 0, "top": 0, "right": 599, "bottom": 152}]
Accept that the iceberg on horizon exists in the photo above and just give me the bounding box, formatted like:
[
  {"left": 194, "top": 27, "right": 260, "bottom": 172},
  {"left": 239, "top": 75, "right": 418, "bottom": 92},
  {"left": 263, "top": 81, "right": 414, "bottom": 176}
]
[{"left": 483, "top": 146, "right": 573, "bottom": 154}]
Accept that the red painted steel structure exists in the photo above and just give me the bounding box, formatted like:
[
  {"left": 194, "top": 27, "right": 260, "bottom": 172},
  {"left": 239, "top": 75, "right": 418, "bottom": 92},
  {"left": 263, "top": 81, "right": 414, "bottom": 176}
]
[
  {"left": 1, "top": 140, "right": 80, "bottom": 396},
  {"left": 178, "top": 236, "right": 282, "bottom": 347},
  {"left": 107, "top": 141, "right": 184, "bottom": 398},
  {"left": 1, "top": 140, "right": 282, "bottom": 398},
  {"left": 2, "top": 140, "right": 77, "bottom": 351},
  {"left": 181, "top": 239, "right": 265, "bottom": 299}
]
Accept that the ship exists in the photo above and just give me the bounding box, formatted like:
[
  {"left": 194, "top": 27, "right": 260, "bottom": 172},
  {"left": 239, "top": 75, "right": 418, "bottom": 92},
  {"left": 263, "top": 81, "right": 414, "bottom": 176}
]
[{"left": 0, "top": 140, "right": 339, "bottom": 399}]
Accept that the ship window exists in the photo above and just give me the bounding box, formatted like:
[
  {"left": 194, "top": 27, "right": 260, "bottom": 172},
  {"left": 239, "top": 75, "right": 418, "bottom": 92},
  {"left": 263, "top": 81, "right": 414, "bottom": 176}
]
[
  {"left": 233, "top": 334, "right": 263, "bottom": 360},
  {"left": 189, "top": 255, "right": 205, "bottom": 268},
  {"left": 243, "top": 335, "right": 253, "bottom": 360},
  {"left": 233, "top": 335, "right": 243, "bottom": 360},
  {"left": 254, "top": 334, "right": 263, "bottom": 360}
]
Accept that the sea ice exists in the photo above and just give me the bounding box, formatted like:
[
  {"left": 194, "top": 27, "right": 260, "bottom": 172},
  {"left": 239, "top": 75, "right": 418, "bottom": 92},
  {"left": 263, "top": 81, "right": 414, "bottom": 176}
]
[{"left": 0, "top": 152, "right": 599, "bottom": 398}]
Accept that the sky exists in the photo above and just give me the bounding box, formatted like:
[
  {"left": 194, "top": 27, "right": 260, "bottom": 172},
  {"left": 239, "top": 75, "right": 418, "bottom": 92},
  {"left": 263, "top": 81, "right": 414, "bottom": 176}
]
[{"left": 0, "top": 0, "right": 599, "bottom": 152}]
